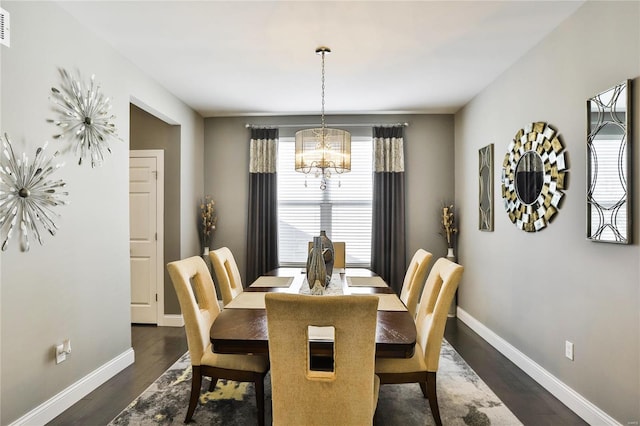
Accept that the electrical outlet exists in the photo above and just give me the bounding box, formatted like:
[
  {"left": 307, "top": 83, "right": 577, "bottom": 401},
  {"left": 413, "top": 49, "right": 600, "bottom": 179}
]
[
  {"left": 55, "top": 339, "right": 72, "bottom": 364},
  {"left": 63, "top": 339, "right": 71, "bottom": 354},
  {"left": 565, "top": 340, "right": 574, "bottom": 361},
  {"left": 55, "top": 344, "right": 66, "bottom": 364}
]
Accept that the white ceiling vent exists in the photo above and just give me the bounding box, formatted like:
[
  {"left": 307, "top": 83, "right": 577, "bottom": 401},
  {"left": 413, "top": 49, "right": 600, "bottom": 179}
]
[{"left": 0, "top": 8, "right": 10, "bottom": 48}]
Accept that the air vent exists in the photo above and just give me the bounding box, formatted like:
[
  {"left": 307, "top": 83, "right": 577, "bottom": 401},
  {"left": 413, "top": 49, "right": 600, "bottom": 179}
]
[{"left": 0, "top": 8, "right": 10, "bottom": 48}]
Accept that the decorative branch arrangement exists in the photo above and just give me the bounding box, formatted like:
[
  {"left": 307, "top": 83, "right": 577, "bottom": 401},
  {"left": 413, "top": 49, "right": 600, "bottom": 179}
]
[
  {"left": 49, "top": 68, "right": 120, "bottom": 167},
  {"left": 0, "top": 133, "right": 68, "bottom": 251},
  {"left": 441, "top": 204, "right": 458, "bottom": 249},
  {"left": 198, "top": 195, "right": 217, "bottom": 252}
]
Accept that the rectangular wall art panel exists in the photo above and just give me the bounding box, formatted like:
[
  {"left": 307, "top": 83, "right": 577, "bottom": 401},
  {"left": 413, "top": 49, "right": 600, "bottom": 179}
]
[
  {"left": 479, "top": 143, "right": 494, "bottom": 231},
  {"left": 586, "top": 80, "right": 631, "bottom": 244}
]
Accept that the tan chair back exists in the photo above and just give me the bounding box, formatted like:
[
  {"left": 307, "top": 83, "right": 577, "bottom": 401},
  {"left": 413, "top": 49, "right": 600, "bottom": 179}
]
[
  {"left": 167, "top": 256, "right": 221, "bottom": 367},
  {"left": 399, "top": 249, "right": 432, "bottom": 318},
  {"left": 416, "top": 257, "right": 464, "bottom": 372},
  {"left": 307, "top": 241, "right": 346, "bottom": 269},
  {"left": 209, "top": 247, "right": 243, "bottom": 305},
  {"left": 265, "top": 293, "right": 379, "bottom": 425}
]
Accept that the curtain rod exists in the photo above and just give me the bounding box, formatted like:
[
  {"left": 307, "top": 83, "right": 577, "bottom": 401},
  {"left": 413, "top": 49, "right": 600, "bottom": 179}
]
[{"left": 245, "top": 122, "right": 409, "bottom": 129}]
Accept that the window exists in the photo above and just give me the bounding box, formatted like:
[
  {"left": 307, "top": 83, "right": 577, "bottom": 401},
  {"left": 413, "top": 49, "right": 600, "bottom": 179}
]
[{"left": 277, "top": 136, "right": 373, "bottom": 267}]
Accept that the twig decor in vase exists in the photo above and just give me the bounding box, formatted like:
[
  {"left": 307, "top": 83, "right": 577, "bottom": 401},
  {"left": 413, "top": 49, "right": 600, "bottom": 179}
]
[
  {"left": 442, "top": 204, "right": 458, "bottom": 261},
  {"left": 441, "top": 203, "right": 459, "bottom": 318},
  {"left": 198, "top": 195, "right": 217, "bottom": 255}
]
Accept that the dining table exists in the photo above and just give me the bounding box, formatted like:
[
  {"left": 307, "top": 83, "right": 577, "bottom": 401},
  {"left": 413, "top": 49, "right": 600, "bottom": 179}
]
[{"left": 209, "top": 268, "right": 417, "bottom": 359}]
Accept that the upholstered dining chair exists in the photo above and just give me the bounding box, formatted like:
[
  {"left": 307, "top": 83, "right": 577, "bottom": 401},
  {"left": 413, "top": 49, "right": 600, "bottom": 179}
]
[
  {"left": 375, "top": 257, "right": 464, "bottom": 426},
  {"left": 167, "top": 256, "right": 268, "bottom": 425},
  {"left": 307, "top": 241, "right": 346, "bottom": 269},
  {"left": 209, "top": 247, "right": 243, "bottom": 306},
  {"left": 399, "top": 249, "right": 433, "bottom": 318},
  {"left": 265, "top": 293, "right": 380, "bottom": 425}
]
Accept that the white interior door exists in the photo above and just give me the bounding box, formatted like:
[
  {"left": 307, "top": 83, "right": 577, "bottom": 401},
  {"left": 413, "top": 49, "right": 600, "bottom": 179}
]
[{"left": 129, "top": 151, "right": 164, "bottom": 324}]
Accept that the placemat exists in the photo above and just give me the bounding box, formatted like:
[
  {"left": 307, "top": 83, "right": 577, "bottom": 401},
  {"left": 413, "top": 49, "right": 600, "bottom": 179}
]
[
  {"left": 224, "top": 292, "right": 266, "bottom": 309},
  {"left": 375, "top": 294, "right": 407, "bottom": 311},
  {"left": 344, "top": 268, "right": 374, "bottom": 277},
  {"left": 347, "top": 276, "right": 388, "bottom": 288},
  {"left": 250, "top": 276, "right": 294, "bottom": 288}
]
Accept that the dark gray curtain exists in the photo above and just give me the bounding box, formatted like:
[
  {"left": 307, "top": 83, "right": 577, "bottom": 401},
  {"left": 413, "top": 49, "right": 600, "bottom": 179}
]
[
  {"left": 371, "top": 126, "right": 406, "bottom": 294},
  {"left": 246, "top": 128, "right": 279, "bottom": 284}
]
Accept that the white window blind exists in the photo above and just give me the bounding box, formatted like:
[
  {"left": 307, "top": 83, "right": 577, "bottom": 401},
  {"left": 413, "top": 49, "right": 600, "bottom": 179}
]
[{"left": 278, "top": 136, "right": 373, "bottom": 267}]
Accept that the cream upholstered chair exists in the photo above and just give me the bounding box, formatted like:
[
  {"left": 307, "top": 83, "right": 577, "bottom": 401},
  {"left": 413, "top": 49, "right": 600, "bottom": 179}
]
[
  {"left": 375, "top": 257, "right": 464, "bottom": 426},
  {"left": 399, "top": 249, "right": 433, "bottom": 318},
  {"left": 209, "top": 247, "right": 243, "bottom": 305},
  {"left": 265, "top": 293, "right": 379, "bottom": 425},
  {"left": 307, "top": 241, "right": 346, "bottom": 269},
  {"left": 167, "top": 256, "right": 268, "bottom": 425}
]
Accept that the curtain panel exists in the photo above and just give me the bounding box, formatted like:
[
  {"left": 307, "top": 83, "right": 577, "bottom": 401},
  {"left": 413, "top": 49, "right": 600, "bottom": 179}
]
[
  {"left": 374, "top": 126, "right": 405, "bottom": 172},
  {"left": 246, "top": 128, "right": 279, "bottom": 284},
  {"left": 371, "top": 126, "right": 406, "bottom": 294}
]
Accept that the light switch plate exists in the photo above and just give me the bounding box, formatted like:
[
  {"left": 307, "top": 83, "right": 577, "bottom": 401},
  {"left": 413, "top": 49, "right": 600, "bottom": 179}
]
[{"left": 565, "top": 340, "right": 574, "bottom": 361}]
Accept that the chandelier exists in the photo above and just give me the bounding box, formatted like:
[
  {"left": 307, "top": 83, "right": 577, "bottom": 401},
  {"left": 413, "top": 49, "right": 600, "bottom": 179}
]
[{"left": 295, "top": 47, "right": 351, "bottom": 190}]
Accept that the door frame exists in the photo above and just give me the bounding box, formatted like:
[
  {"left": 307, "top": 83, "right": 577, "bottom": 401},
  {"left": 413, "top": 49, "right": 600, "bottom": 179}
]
[{"left": 130, "top": 149, "right": 165, "bottom": 325}]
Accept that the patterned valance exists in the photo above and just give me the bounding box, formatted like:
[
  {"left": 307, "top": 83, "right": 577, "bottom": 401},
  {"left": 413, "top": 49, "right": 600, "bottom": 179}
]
[
  {"left": 373, "top": 126, "right": 404, "bottom": 173},
  {"left": 249, "top": 128, "right": 278, "bottom": 173}
]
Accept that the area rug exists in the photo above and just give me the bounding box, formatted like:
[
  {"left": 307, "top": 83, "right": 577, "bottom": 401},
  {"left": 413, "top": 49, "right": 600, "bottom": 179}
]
[{"left": 109, "top": 340, "right": 522, "bottom": 425}]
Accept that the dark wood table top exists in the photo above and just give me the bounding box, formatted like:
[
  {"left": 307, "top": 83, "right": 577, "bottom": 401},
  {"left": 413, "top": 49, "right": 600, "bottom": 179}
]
[{"left": 210, "top": 268, "right": 417, "bottom": 358}]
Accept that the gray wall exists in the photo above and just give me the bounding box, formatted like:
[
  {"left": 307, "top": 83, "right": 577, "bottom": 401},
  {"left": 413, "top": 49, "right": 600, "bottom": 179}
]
[
  {"left": 0, "top": 2, "right": 203, "bottom": 423},
  {"left": 454, "top": 1, "right": 639, "bottom": 423},
  {"left": 204, "top": 114, "right": 455, "bottom": 285},
  {"left": 130, "top": 104, "right": 182, "bottom": 315}
]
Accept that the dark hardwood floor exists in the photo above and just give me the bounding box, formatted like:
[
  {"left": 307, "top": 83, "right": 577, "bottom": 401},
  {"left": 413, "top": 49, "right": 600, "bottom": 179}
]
[
  {"left": 444, "top": 319, "right": 586, "bottom": 426},
  {"left": 48, "top": 319, "right": 586, "bottom": 425}
]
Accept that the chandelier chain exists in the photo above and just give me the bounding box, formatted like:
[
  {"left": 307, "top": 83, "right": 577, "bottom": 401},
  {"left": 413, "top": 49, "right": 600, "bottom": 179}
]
[{"left": 320, "top": 50, "right": 326, "bottom": 135}]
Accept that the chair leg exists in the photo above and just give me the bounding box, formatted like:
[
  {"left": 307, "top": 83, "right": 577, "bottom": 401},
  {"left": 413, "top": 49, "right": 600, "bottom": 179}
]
[
  {"left": 426, "top": 371, "right": 442, "bottom": 426},
  {"left": 254, "top": 374, "right": 265, "bottom": 426},
  {"left": 419, "top": 381, "right": 428, "bottom": 398},
  {"left": 185, "top": 366, "right": 202, "bottom": 423},
  {"left": 208, "top": 377, "right": 218, "bottom": 392}
]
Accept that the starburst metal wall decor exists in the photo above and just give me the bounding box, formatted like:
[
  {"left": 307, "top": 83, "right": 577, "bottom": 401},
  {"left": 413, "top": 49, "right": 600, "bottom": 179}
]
[
  {"left": 49, "top": 68, "right": 120, "bottom": 167},
  {"left": 0, "top": 133, "right": 68, "bottom": 251}
]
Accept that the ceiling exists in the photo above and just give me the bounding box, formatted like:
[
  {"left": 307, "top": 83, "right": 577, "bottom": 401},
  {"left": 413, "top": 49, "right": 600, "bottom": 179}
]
[{"left": 55, "top": 1, "right": 585, "bottom": 117}]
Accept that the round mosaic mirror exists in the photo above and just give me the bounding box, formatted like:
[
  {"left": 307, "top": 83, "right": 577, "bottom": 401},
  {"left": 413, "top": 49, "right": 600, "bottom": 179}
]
[{"left": 501, "top": 122, "right": 568, "bottom": 232}]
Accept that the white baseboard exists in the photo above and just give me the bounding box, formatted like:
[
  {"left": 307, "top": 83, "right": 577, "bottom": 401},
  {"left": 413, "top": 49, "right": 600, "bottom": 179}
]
[
  {"left": 9, "top": 348, "right": 135, "bottom": 426},
  {"left": 160, "top": 314, "right": 184, "bottom": 327},
  {"left": 456, "top": 307, "right": 620, "bottom": 426}
]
